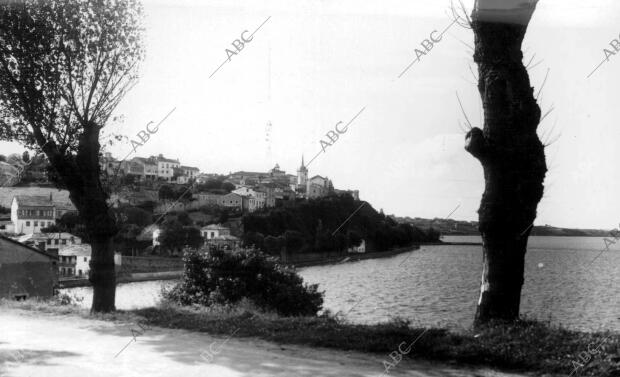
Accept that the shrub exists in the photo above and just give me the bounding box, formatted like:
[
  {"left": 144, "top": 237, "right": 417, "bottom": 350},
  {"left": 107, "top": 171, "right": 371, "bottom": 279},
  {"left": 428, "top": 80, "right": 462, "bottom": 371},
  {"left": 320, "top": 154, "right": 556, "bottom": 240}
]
[{"left": 164, "top": 248, "right": 323, "bottom": 316}]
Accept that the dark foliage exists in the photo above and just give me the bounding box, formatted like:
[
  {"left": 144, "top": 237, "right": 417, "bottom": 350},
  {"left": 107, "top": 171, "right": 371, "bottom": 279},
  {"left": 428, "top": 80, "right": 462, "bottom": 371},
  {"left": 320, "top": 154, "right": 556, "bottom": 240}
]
[
  {"left": 177, "top": 211, "right": 192, "bottom": 226},
  {"left": 195, "top": 178, "right": 235, "bottom": 194},
  {"left": 242, "top": 194, "right": 438, "bottom": 254},
  {"left": 159, "top": 221, "right": 203, "bottom": 251},
  {"left": 164, "top": 248, "right": 324, "bottom": 316}
]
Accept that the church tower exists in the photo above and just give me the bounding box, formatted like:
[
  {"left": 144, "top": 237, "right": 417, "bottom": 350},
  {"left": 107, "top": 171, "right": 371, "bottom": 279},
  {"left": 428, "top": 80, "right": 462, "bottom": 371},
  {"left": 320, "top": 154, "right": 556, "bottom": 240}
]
[{"left": 297, "top": 155, "right": 308, "bottom": 187}]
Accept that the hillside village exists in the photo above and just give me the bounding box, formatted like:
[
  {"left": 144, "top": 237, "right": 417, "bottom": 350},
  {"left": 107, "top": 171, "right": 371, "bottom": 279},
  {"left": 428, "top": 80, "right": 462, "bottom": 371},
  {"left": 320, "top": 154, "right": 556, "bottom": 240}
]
[{"left": 0, "top": 151, "right": 361, "bottom": 284}]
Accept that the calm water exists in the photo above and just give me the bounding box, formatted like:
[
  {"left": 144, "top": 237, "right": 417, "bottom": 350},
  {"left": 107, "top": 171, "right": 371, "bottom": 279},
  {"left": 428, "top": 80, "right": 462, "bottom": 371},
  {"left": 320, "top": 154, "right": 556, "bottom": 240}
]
[{"left": 64, "top": 236, "right": 620, "bottom": 332}]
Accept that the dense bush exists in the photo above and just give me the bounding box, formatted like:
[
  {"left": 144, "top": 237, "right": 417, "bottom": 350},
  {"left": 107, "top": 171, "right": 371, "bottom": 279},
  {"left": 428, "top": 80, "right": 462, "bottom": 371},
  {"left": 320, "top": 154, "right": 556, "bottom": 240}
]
[{"left": 164, "top": 248, "right": 324, "bottom": 316}]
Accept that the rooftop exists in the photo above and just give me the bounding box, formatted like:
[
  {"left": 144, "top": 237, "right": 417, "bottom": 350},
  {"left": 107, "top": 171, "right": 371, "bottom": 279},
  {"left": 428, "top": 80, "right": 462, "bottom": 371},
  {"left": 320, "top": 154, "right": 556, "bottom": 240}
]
[
  {"left": 153, "top": 155, "right": 179, "bottom": 163},
  {"left": 0, "top": 235, "right": 58, "bottom": 263},
  {"left": 212, "top": 235, "right": 239, "bottom": 241},
  {"left": 14, "top": 195, "right": 54, "bottom": 207},
  {"left": 59, "top": 244, "right": 91, "bottom": 257},
  {"left": 230, "top": 171, "right": 267, "bottom": 177},
  {"left": 18, "top": 232, "right": 80, "bottom": 243},
  {"left": 181, "top": 166, "right": 200, "bottom": 171},
  {"left": 132, "top": 157, "right": 158, "bottom": 165},
  {"left": 201, "top": 224, "right": 229, "bottom": 231}
]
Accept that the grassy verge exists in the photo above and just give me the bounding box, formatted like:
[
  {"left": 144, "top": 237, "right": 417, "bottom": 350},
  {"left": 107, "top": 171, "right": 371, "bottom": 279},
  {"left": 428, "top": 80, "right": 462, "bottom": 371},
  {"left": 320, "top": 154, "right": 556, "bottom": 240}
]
[{"left": 2, "top": 298, "right": 619, "bottom": 376}]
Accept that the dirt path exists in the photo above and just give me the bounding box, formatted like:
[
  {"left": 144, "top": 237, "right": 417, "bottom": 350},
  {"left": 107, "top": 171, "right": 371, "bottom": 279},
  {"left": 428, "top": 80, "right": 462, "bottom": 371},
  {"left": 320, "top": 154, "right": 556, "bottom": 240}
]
[{"left": 0, "top": 309, "right": 533, "bottom": 377}]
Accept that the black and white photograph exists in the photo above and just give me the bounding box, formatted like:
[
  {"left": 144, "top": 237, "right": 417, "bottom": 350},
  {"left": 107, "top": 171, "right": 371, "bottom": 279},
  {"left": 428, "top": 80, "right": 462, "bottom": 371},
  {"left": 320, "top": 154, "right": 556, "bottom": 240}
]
[{"left": 0, "top": 0, "right": 619, "bottom": 376}]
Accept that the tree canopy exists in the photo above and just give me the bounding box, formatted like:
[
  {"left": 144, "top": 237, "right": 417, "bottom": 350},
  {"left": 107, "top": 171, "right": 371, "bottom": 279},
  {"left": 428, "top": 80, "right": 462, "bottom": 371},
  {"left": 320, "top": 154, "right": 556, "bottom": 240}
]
[{"left": 0, "top": 0, "right": 145, "bottom": 312}]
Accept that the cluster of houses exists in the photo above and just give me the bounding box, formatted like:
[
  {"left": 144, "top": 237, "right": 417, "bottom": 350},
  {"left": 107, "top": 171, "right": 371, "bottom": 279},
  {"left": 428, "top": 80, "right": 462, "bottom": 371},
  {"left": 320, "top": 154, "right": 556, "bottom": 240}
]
[
  {"left": 0, "top": 194, "right": 120, "bottom": 287},
  {"left": 100, "top": 153, "right": 200, "bottom": 184},
  {"left": 0, "top": 195, "right": 97, "bottom": 300},
  {"left": 103, "top": 152, "right": 359, "bottom": 214},
  {"left": 0, "top": 152, "right": 363, "bottom": 299},
  {"left": 194, "top": 157, "right": 359, "bottom": 213}
]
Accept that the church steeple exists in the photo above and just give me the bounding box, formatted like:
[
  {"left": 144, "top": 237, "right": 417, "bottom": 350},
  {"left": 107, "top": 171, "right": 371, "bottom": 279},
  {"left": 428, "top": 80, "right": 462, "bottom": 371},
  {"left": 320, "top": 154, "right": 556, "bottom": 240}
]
[{"left": 297, "top": 154, "right": 308, "bottom": 187}]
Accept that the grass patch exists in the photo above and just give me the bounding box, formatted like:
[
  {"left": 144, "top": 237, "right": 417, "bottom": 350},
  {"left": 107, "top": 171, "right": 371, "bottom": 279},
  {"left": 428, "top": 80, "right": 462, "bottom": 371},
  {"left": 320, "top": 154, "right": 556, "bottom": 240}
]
[
  {"left": 131, "top": 303, "right": 620, "bottom": 377},
  {"left": 2, "top": 298, "right": 619, "bottom": 376}
]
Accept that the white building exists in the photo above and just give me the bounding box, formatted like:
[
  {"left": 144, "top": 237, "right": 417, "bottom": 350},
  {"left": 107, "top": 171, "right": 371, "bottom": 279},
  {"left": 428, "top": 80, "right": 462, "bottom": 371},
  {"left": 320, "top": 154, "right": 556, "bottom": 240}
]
[
  {"left": 152, "top": 154, "right": 180, "bottom": 182},
  {"left": 62, "top": 244, "right": 92, "bottom": 277},
  {"left": 232, "top": 187, "right": 255, "bottom": 196},
  {"left": 61, "top": 244, "right": 122, "bottom": 278},
  {"left": 179, "top": 166, "right": 200, "bottom": 183},
  {"left": 232, "top": 187, "right": 266, "bottom": 212},
  {"left": 10, "top": 196, "right": 56, "bottom": 234},
  {"left": 200, "top": 224, "right": 231, "bottom": 239}
]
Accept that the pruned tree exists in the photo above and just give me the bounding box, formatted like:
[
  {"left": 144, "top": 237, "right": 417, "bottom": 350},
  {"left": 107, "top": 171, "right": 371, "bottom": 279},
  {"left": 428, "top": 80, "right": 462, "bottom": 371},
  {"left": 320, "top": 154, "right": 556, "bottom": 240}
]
[
  {"left": 464, "top": 0, "right": 547, "bottom": 324},
  {"left": 0, "top": 0, "right": 144, "bottom": 312}
]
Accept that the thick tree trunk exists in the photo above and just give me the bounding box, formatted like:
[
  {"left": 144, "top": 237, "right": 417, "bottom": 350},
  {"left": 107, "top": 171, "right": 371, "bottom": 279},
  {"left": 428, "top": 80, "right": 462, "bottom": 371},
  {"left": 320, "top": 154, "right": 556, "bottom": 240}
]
[
  {"left": 466, "top": 1, "right": 547, "bottom": 325},
  {"left": 89, "top": 237, "right": 116, "bottom": 312},
  {"left": 44, "top": 123, "right": 118, "bottom": 312}
]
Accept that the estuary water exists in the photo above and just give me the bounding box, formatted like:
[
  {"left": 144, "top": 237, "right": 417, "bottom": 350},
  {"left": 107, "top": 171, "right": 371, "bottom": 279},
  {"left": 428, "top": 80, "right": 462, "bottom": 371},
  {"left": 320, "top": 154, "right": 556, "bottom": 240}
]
[{"left": 64, "top": 236, "right": 620, "bottom": 332}]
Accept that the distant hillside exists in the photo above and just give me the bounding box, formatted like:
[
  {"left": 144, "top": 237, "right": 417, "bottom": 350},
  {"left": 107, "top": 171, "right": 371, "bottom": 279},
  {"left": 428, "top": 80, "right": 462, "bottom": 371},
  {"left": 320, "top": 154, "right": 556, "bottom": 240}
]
[
  {"left": 242, "top": 194, "right": 439, "bottom": 255},
  {"left": 390, "top": 216, "right": 612, "bottom": 237},
  {"left": 0, "top": 187, "right": 71, "bottom": 208}
]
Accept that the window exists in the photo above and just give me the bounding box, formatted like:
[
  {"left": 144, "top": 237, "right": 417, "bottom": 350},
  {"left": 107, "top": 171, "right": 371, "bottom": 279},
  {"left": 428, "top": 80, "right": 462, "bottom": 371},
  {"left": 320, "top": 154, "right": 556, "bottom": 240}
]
[
  {"left": 61, "top": 239, "right": 67, "bottom": 245},
  {"left": 26, "top": 221, "right": 30, "bottom": 226},
  {"left": 54, "top": 239, "right": 59, "bottom": 245},
  {"left": 47, "top": 239, "right": 51, "bottom": 245},
  {"left": 34, "top": 221, "right": 38, "bottom": 227},
  {"left": 84, "top": 257, "right": 87, "bottom": 262}
]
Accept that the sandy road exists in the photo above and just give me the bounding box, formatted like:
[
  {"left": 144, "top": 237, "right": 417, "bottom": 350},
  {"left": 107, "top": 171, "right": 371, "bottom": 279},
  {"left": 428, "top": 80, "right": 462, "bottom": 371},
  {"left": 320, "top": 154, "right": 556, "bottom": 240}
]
[{"left": 0, "top": 309, "right": 534, "bottom": 377}]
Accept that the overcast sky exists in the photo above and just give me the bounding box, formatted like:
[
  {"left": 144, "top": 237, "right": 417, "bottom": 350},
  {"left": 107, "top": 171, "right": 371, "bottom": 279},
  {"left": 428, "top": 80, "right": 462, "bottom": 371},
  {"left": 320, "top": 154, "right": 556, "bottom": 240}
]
[{"left": 2, "top": 0, "right": 619, "bottom": 229}]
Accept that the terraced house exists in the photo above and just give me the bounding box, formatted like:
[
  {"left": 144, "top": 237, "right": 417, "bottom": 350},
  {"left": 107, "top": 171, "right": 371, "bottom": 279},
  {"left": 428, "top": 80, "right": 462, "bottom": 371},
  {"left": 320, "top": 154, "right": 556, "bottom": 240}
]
[
  {"left": 152, "top": 154, "right": 180, "bottom": 182},
  {"left": 9, "top": 195, "right": 56, "bottom": 234}
]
